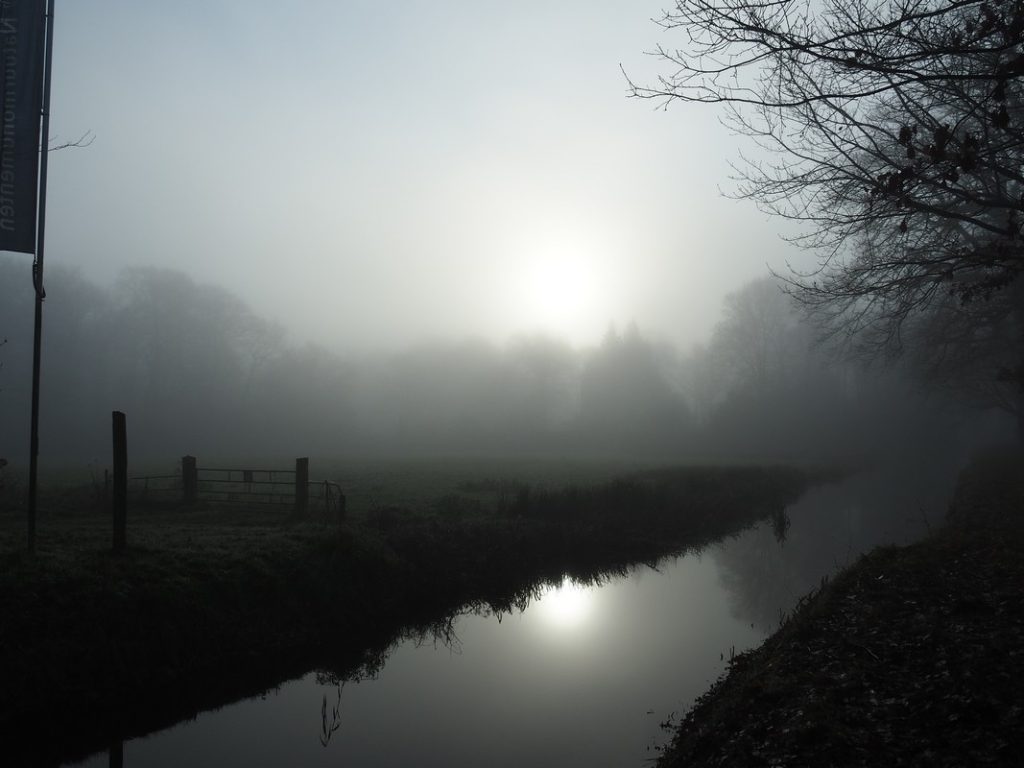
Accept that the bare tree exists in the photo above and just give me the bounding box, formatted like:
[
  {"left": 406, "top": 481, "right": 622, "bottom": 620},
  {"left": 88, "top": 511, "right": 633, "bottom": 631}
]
[
  {"left": 711, "top": 277, "right": 806, "bottom": 395},
  {"left": 629, "top": 0, "right": 1024, "bottom": 374}
]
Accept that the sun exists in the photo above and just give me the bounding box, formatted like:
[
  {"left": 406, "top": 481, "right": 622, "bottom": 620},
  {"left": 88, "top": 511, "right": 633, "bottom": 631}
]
[
  {"left": 508, "top": 238, "right": 608, "bottom": 344},
  {"left": 527, "top": 254, "right": 590, "bottom": 315}
]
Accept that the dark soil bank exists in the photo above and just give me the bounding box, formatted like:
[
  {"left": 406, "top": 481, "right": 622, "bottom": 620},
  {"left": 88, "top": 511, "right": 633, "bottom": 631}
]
[
  {"left": 0, "top": 465, "right": 808, "bottom": 767},
  {"left": 656, "top": 450, "right": 1024, "bottom": 767}
]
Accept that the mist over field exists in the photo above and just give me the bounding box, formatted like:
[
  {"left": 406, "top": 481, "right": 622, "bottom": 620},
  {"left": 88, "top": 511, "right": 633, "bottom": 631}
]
[{"left": 0, "top": 256, "right": 1009, "bottom": 468}]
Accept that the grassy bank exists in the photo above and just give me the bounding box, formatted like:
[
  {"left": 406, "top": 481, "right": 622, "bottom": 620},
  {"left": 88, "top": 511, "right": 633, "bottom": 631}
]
[
  {"left": 0, "top": 461, "right": 811, "bottom": 766},
  {"left": 656, "top": 450, "right": 1024, "bottom": 767}
]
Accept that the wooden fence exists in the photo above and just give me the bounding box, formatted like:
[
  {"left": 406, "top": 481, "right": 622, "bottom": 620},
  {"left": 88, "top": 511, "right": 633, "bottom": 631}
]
[{"left": 129, "top": 456, "right": 344, "bottom": 517}]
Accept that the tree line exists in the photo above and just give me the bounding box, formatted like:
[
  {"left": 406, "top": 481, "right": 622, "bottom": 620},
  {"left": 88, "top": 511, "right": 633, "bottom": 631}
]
[{"left": 0, "top": 258, "right": 998, "bottom": 468}]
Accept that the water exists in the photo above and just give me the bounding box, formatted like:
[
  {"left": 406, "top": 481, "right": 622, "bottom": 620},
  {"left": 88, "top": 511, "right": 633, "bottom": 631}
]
[{"left": 70, "top": 467, "right": 954, "bottom": 767}]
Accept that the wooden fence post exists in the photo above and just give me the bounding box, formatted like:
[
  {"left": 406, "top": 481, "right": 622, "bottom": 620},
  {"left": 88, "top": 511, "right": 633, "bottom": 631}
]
[
  {"left": 295, "top": 457, "right": 309, "bottom": 517},
  {"left": 182, "top": 456, "right": 198, "bottom": 506},
  {"left": 112, "top": 411, "right": 127, "bottom": 554}
]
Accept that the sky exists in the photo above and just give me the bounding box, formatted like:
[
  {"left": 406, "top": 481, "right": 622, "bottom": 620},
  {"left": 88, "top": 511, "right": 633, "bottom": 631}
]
[{"left": 36, "top": 0, "right": 804, "bottom": 352}]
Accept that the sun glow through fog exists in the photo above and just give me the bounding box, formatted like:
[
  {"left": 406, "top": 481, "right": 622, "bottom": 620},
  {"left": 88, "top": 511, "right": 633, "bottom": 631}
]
[{"left": 505, "top": 237, "right": 612, "bottom": 345}]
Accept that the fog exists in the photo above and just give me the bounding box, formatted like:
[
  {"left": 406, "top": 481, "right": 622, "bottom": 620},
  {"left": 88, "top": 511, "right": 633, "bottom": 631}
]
[
  {"left": 5, "top": 4, "right": 1023, "bottom": 767},
  {"left": 0, "top": 257, "right": 1010, "bottom": 467},
  {"left": 0, "top": 1, "right": 1014, "bottom": 466},
  {"left": 43, "top": 1, "right": 802, "bottom": 355}
]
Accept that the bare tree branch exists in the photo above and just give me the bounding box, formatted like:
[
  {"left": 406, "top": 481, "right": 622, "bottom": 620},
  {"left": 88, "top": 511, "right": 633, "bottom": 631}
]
[
  {"left": 48, "top": 130, "right": 94, "bottom": 152},
  {"left": 634, "top": 0, "right": 1024, "bottom": 397}
]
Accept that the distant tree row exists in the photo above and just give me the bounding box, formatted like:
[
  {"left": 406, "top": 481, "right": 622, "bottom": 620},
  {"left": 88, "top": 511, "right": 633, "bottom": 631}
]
[{"left": 0, "top": 259, "right": 1001, "bottom": 467}]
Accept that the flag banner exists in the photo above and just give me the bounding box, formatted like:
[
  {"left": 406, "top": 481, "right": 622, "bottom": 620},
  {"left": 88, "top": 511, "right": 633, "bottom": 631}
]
[{"left": 0, "top": 0, "right": 44, "bottom": 254}]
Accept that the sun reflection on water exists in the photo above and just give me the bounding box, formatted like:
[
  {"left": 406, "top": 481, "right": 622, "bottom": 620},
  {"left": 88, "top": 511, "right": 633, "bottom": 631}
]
[{"left": 536, "top": 577, "right": 594, "bottom": 630}]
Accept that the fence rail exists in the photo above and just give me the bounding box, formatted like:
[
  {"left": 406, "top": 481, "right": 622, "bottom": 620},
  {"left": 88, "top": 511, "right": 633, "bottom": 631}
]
[{"left": 128, "top": 457, "right": 344, "bottom": 517}]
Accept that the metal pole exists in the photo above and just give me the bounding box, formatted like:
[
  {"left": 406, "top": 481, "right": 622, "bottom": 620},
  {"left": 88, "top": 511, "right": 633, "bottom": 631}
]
[
  {"left": 112, "top": 411, "right": 127, "bottom": 553},
  {"left": 26, "top": 0, "right": 56, "bottom": 552}
]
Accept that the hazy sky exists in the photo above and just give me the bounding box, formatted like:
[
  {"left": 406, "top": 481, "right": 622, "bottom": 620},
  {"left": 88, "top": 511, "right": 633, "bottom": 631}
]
[{"left": 37, "top": 0, "right": 803, "bottom": 352}]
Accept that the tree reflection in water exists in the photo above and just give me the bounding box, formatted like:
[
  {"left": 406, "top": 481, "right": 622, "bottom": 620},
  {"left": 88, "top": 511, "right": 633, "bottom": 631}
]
[
  {"left": 320, "top": 683, "right": 344, "bottom": 747},
  {"left": 713, "top": 465, "right": 958, "bottom": 632}
]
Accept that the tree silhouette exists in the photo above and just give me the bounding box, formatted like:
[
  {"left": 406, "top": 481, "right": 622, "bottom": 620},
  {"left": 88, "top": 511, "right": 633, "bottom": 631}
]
[{"left": 631, "top": 0, "right": 1024, "bottom": 406}]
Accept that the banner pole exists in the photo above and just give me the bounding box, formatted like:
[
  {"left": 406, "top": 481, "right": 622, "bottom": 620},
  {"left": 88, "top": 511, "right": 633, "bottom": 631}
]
[{"left": 26, "top": 0, "right": 56, "bottom": 553}]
